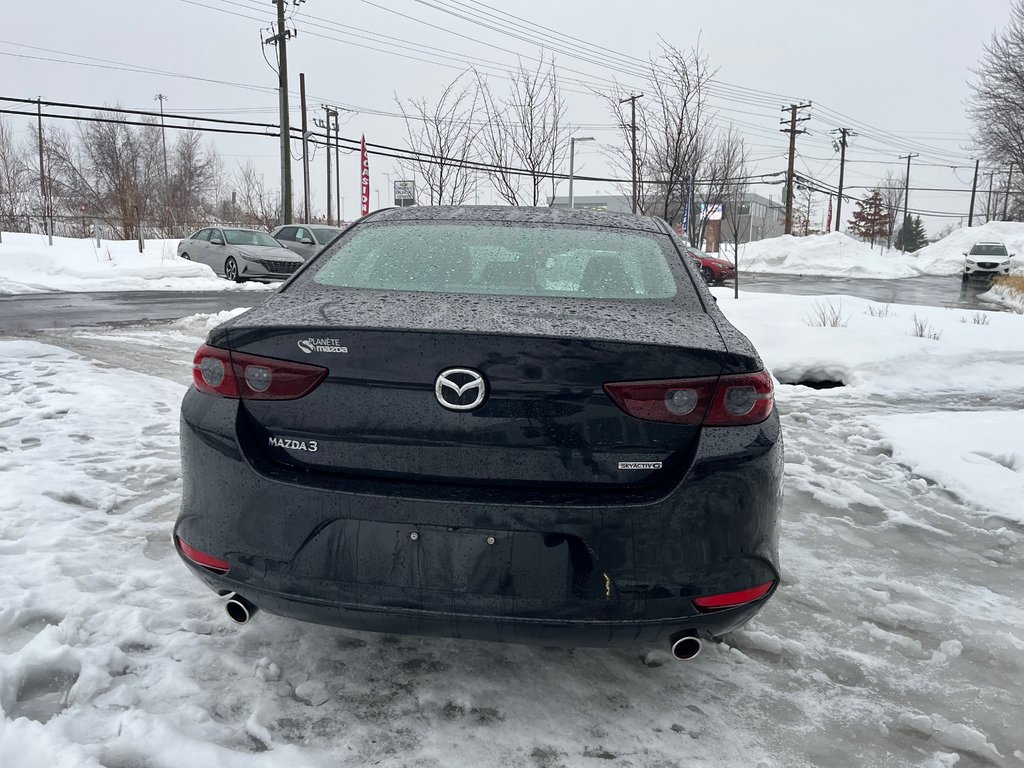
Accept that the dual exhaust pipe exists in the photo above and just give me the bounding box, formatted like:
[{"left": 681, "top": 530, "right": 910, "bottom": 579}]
[{"left": 222, "top": 595, "right": 702, "bottom": 660}]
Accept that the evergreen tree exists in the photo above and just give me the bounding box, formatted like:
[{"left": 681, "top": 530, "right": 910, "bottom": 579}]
[
  {"left": 894, "top": 215, "right": 928, "bottom": 252},
  {"left": 847, "top": 190, "right": 889, "bottom": 248}
]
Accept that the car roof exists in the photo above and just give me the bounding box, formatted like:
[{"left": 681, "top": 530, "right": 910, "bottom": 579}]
[
  {"left": 368, "top": 205, "right": 665, "bottom": 234},
  {"left": 972, "top": 241, "right": 1006, "bottom": 246}
]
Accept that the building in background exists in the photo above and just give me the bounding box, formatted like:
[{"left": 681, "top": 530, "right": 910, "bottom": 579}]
[
  {"left": 550, "top": 192, "right": 784, "bottom": 251},
  {"left": 718, "top": 193, "right": 785, "bottom": 249}
]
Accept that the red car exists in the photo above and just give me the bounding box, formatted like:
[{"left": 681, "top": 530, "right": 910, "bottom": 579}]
[{"left": 686, "top": 247, "right": 736, "bottom": 285}]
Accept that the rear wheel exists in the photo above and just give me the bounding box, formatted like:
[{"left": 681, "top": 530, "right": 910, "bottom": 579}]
[{"left": 224, "top": 257, "right": 244, "bottom": 283}]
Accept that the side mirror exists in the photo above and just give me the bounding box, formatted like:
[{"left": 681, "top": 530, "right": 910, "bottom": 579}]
[
  {"left": 962, "top": 252, "right": 967, "bottom": 256},
  {"left": 300, "top": 237, "right": 315, "bottom": 245},
  {"left": 211, "top": 237, "right": 223, "bottom": 246}
]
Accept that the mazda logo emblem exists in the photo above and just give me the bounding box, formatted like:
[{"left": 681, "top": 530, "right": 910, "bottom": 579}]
[{"left": 435, "top": 368, "right": 487, "bottom": 411}]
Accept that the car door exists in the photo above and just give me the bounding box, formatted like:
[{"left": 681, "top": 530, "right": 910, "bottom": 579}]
[
  {"left": 274, "top": 226, "right": 299, "bottom": 257},
  {"left": 292, "top": 226, "right": 317, "bottom": 260},
  {"left": 207, "top": 228, "right": 228, "bottom": 275},
  {"left": 187, "top": 229, "right": 211, "bottom": 266}
]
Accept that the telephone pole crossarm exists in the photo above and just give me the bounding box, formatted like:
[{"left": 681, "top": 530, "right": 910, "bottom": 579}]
[
  {"left": 619, "top": 93, "right": 643, "bottom": 214},
  {"left": 263, "top": 0, "right": 305, "bottom": 226},
  {"left": 780, "top": 103, "right": 812, "bottom": 235},
  {"left": 830, "top": 127, "right": 856, "bottom": 232}
]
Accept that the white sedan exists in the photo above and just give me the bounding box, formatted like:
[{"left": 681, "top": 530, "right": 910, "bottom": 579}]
[{"left": 177, "top": 227, "right": 304, "bottom": 283}]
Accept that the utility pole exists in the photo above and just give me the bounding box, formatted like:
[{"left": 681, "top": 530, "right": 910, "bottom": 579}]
[
  {"left": 316, "top": 106, "right": 337, "bottom": 225},
  {"left": 1002, "top": 162, "right": 1014, "bottom": 220},
  {"left": 619, "top": 94, "right": 643, "bottom": 214},
  {"left": 154, "top": 94, "right": 169, "bottom": 184},
  {"left": 335, "top": 118, "right": 341, "bottom": 223},
  {"left": 154, "top": 94, "right": 170, "bottom": 235},
  {"left": 831, "top": 127, "right": 855, "bottom": 232},
  {"left": 264, "top": 0, "right": 301, "bottom": 226},
  {"left": 780, "top": 103, "right": 811, "bottom": 235},
  {"left": 986, "top": 171, "right": 995, "bottom": 222},
  {"left": 899, "top": 153, "right": 918, "bottom": 249},
  {"left": 967, "top": 158, "right": 980, "bottom": 227},
  {"left": 36, "top": 98, "right": 51, "bottom": 245},
  {"left": 299, "top": 73, "right": 310, "bottom": 223}
]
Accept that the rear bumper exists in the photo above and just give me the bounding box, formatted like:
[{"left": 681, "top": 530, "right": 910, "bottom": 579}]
[{"left": 175, "top": 391, "right": 783, "bottom": 647}]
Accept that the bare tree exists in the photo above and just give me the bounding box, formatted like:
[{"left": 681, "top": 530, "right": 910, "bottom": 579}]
[
  {"left": 603, "top": 43, "right": 716, "bottom": 225},
  {"left": 878, "top": 171, "right": 905, "bottom": 249},
  {"left": 0, "top": 119, "right": 33, "bottom": 232},
  {"left": 396, "top": 72, "right": 481, "bottom": 206},
  {"left": 233, "top": 161, "right": 278, "bottom": 231},
  {"left": 691, "top": 126, "right": 748, "bottom": 248},
  {"left": 968, "top": 0, "right": 1024, "bottom": 193},
  {"left": 41, "top": 112, "right": 163, "bottom": 238},
  {"left": 790, "top": 183, "right": 818, "bottom": 236},
  {"left": 478, "top": 55, "right": 568, "bottom": 206},
  {"left": 719, "top": 131, "right": 750, "bottom": 298},
  {"left": 165, "top": 129, "right": 219, "bottom": 233}
]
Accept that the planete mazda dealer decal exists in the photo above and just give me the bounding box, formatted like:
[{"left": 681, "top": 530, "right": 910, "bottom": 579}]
[{"left": 297, "top": 338, "right": 348, "bottom": 354}]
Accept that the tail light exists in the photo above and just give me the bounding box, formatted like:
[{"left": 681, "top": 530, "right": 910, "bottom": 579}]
[
  {"left": 693, "top": 580, "right": 775, "bottom": 611},
  {"left": 176, "top": 535, "right": 231, "bottom": 574},
  {"left": 603, "top": 370, "right": 774, "bottom": 426},
  {"left": 192, "top": 344, "right": 327, "bottom": 400}
]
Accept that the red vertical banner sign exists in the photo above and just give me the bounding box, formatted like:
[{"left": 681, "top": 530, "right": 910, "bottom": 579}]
[
  {"left": 360, "top": 134, "right": 370, "bottom": 216},
  {"left": 826, "top": 196, "right": 833, "bottom": 232}
]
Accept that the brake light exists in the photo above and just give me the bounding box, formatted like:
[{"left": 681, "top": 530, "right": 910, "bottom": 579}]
[
  {"left": 603, "top": 370, "right": 773, "bottom": 426},
  {"left": 192, "top": 344, "right": 327, "bottom": 400},
  {"left": 176, "top": 535, "right": 231, "bottom": 574},
  {"left": 693, "top": 580, "right": 775, "bottom": 611}
]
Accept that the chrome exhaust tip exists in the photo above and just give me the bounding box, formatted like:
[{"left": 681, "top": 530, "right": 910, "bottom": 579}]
[
  {"left": 670, "top": 633, "right": 703, "bottom": 661},
  {"left": 225, "top": 593, "right": 258, "bottom": 624}
]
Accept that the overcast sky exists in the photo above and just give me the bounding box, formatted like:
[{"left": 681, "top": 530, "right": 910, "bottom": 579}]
[{"left": 1, "top": 0, "right": 1013, "bottom": 232}]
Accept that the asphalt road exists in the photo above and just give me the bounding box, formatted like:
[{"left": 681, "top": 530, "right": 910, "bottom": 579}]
[
  {"left": 0, "top": 274, "right": 1003, "bottom": 333},
  {"left": 735, "top": 272, "right": 1000, "bottom": 309},
  {"left": 0, "top": 290, "right": 271, "bottom": 333}
]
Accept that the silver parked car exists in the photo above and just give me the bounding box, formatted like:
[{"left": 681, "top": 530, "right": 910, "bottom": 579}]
[
  {"left": 177, "top": 227, "right": 304, "bottom": 282},
  {"left": 269, "top": 224, "right": 345, "bottom": 260}
]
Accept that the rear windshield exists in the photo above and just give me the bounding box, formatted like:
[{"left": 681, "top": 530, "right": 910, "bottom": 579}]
[
  {"left": 310, "top": 222, "right": 684, "bottom": 300},
  {"left": 969, "top": 243, "right": 1008, "bottom": 256}
]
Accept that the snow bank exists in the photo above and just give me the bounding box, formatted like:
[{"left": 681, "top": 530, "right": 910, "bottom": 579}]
[
  {"left": 871, "top": 412, "right": 1024, "bottom": 524},
  {"left": 979, "top": 281, "right": 1024, "bottom": 313},
  {"left": 0, "top": 232, "right": 276, "bottom": 294},
  {"left": 740, "top": 231, "right": 920, "bottom": 278},
  {"left": 738, "top": 221, "right": 1024, "bottom": 279},
  {"left": 711, "top": 288, "right": 1024, "bottom": 397},
  {"left": 913, "top": 220, "right": 1024, "bottom": 276}
]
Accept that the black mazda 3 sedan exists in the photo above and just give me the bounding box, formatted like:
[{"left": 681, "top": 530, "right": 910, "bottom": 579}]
[{"left": 174, "top": 206, "right": 782, "bottom": 656}]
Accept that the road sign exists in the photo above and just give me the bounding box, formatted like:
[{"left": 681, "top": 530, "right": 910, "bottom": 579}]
[{"left": 394, "top": 180, "right": 416, "bottom": 206}]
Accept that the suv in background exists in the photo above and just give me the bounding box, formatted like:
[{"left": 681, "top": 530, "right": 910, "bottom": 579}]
[
  {"left": 963, "top": 242, "right": 1013, "bottom": 280},
  {"left": 270, "top": 224, "right": 345, "bottom": 261}
]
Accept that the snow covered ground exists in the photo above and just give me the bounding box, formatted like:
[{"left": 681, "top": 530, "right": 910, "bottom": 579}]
[
  {"left": 1, "top": 291, "right": 1022, "bottom": 767},
  {"left": 0, "top": 233, "right": 276, "bottom": 294},
  {"left": 738, "top": 221, "right": 1024, "bottom": 280}
]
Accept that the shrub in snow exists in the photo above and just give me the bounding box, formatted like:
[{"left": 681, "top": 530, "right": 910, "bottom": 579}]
[
  {"left": 910, "top": 314, "right": 942, "bottom": 341},
  {"left": 803, "top": 299, "right": 849, "bottom": 328},
  {"left": 865, "top": 304, "right": 892, "bottom": 318},
  {"left": 959, "top": 312, "right": 991, "bottom": 325}
]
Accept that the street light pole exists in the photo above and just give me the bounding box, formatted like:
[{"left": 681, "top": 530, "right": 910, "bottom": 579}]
[{"left": 568, "top": 136, "right": 594, "bottom": 209}]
